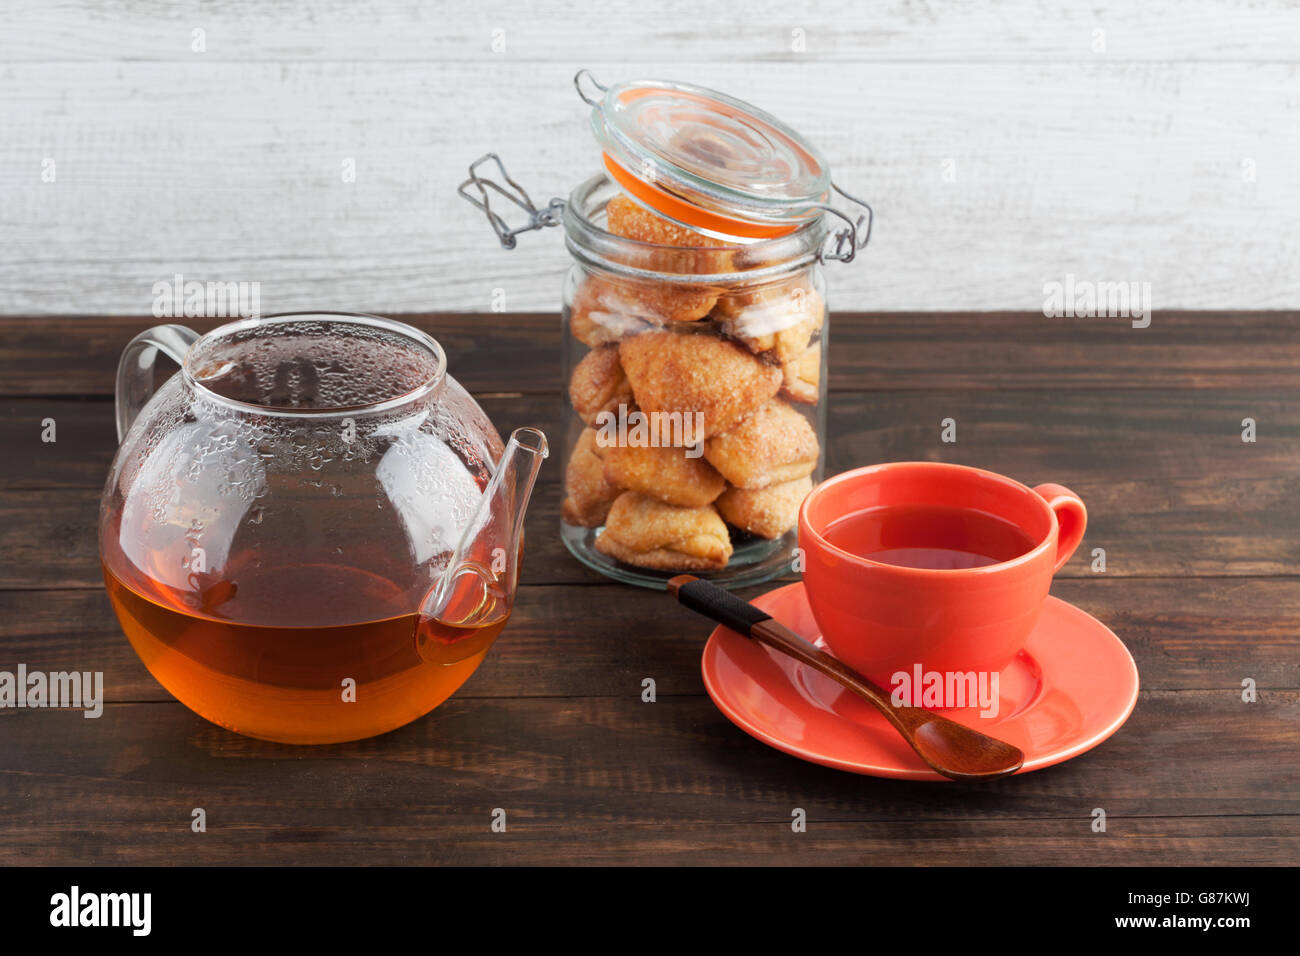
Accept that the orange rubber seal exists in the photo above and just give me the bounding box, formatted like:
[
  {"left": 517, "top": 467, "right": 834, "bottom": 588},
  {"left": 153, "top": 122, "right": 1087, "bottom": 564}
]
[{"left": 602, "top": 153, "right": 799, "bottom": 241}]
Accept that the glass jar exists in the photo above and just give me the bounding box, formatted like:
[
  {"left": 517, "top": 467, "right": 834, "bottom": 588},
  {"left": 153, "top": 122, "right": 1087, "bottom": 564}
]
[
  {"left": 461, "top": 72, "right": 870, "bottom": 588},
  {"left": 557, "top": 174, "right": 829, "bottom": 587}
]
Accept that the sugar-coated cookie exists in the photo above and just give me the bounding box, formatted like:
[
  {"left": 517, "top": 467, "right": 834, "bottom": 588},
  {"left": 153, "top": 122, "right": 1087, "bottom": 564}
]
[
  {"left": 619, "top": 331, "right": 782, "bottom": 439},
  {"left": 704, "top": 399, "right": 819, "bottom": 489},
  {"left": 716, "top": 282, "right": 825, "bottom": 364},
  {"left": 716, "top": 475, "right": 813, "bottom": 539},
  {"left": 569, "top": 345, "right": 634, "bottom": 427},
  {"left": 570, "top": 269, "right": 717, "bottom": 333},
  {"left": 724, "top": 313, "right": 816, "bottom": 365},
  {"left": 603, "top": 195, "right": 737, "bottom": 320},
  {"left": 594, "top": 491, "right": 733, "bottom": 571},
  {"left": 606, "top": 194, "right": 728, "bottom": 249},
  {"left": 779, "top": 342, "right": 821, "bottom": 405},
  {"left": 569, "top": 274, "right": 664, "bottom": 347},
  {"left": 561, "top": 429, "right": 621, "bottom": 527},
  {"left": 602, "top": 442, "right": 726, "bottom": 508},
  {"left": 714, "top": 275, "right": 823, "bottom": 322}
]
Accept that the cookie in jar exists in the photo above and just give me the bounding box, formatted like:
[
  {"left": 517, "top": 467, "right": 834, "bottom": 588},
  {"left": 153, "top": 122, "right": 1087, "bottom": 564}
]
[{"left": 560, "top": 191, "right": 829, "bottom": 588}]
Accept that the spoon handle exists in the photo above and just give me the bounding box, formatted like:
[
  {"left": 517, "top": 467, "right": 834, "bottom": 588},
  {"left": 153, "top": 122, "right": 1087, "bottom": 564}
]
[
  {"left": 668, "top": 573, "right": 913, "bottom": 720},
  {"left": 668, "top": 574, "right": 896, "bottom": 710},
  {"left": 667, "top": 575, "right": 1025, "bottom": 780}
]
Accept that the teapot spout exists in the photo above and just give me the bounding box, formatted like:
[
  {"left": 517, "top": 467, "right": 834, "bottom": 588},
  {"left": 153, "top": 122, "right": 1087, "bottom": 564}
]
[{"left": 423, "top": 427, "right": 548, "bottom": 631}]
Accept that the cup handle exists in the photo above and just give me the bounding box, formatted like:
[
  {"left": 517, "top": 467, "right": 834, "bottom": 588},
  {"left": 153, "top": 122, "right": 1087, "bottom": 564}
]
[
  {"left": 115, "top": 324, "right": 200, "bottom": 442},
  {"left": 1033, "top": 483, "right": 1087, "bottom": 573}
]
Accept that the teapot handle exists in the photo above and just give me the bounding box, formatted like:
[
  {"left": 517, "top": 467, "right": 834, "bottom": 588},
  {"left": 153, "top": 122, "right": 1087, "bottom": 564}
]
[{"left": 115, "top": 324, "right": 200, "bottom": 442}]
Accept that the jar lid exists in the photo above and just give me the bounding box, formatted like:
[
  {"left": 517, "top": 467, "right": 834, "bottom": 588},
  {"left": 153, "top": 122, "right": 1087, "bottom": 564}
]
[{"left": 578, "top": 72, "right": 833, "bottom": 241}]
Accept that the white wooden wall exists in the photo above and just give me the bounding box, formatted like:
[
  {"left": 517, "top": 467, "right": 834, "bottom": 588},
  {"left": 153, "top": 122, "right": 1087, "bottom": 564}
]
[{"left": 1, "top": 1, "right": 1298, "bottom": 315}]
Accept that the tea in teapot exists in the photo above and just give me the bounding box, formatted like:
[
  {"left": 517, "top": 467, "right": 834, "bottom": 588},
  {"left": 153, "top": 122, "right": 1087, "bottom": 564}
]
[{"left": 99, "top": 313, "right": 547, "bottom": 744}]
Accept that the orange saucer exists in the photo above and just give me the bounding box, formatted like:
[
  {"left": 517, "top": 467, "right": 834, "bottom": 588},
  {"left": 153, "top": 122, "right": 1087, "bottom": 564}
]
[{"left": 701, "top": 582, "right": 1139, "bottom": 780}]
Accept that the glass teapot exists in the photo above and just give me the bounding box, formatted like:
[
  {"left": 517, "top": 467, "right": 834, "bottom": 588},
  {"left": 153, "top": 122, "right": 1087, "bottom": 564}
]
[{"left": 99, "top": 312, "right": 547, "bottom": 744}]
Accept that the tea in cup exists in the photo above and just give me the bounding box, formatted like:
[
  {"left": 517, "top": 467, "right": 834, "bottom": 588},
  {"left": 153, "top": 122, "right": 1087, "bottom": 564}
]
[{"left": 797, "top": 462, "right": 1086, "bottom": 686}]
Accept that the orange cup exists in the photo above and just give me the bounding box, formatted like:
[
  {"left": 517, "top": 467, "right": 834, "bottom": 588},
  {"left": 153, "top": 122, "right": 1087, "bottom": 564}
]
[{"left": 798, "top": 462, "right": 1086, "bottom": 686}]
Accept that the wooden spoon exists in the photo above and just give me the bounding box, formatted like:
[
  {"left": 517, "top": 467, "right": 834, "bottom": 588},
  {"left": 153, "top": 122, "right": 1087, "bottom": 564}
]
[{"left": 668, "top": 575, "right": 1025, "bottom": 781}]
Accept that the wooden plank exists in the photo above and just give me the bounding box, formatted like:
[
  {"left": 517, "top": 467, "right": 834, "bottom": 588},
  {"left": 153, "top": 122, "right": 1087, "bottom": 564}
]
[
  {"left": 3, "top": 0, "right": 1297, "bottom": 62},
  {"left": 1, "top": 578, "right": 1296, "bottom": 703},
  {"left": 0, "top": 815, "right": 1291, "bottom": 867},
  {"left": 0, "top": 692, "right": 1294, "bottom": 865},
  {"left": 0, "top": 314, "right": 564, "bottom": 398},
  {"left": 1, "top": 312, "right": 1298, "bottom": 399},
  {"left": 0, "top": 393, "right": 562, "bottom": 488},
  {"left": 7, "top": 386, "right": 1296, "bottom": 489},
  {"left": 5, "top": 469, "right": 1299, "bottom": 591},
  {"left": 824, "top": 312, "right": 1300, "bottom": 391},
  {"left": 5, "top": 380, "right": 1297, "bottom": 588},
  {"left": 2, "top": 59, "right": 1299, "bottom": 314}
]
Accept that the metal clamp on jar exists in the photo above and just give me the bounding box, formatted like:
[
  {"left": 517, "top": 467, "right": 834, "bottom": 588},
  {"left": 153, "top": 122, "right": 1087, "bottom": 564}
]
[{"left": 460, "top": 71, "right": 872, "bottom": 589}]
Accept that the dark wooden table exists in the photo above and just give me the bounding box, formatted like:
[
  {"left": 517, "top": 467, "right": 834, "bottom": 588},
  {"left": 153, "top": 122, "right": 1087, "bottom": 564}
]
[{"left": 2, "top": 312, "right": 1297, "bottom": 865}]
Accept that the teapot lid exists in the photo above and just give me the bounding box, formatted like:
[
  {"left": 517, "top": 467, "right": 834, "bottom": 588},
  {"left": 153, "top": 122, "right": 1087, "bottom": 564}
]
[{"left": 577, "top": 71, "right": 832, "bottom": 241}]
